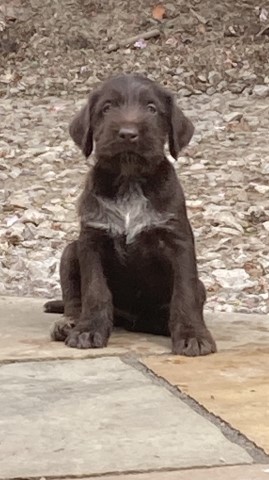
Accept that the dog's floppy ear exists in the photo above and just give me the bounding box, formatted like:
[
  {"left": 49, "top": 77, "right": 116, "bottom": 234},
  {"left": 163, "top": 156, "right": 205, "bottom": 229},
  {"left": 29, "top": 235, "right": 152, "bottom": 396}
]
[
  {"left": 69, "top": 90, "right": 100, "bottom": 158},
  {"left": 167, "top": 95, "right": 194, "bottom": 160}
]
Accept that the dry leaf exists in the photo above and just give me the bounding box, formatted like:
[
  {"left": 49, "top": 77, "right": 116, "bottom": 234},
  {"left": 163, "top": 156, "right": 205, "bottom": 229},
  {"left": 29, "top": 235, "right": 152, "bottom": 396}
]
[
  {"left": 134, "top": 38, "right": 147, "bottom": 49},
  {"left": 260, "top": 7, "right": 268, "bottom": 23},
  {"left": 152, "top": 4, "right": 166, "bottom": 21},
  {"left": 197, "top": 24, "right": 206, "bottom": 34},
  {"left": 165, "top": 36, "right": 178, "bottom": 47}
]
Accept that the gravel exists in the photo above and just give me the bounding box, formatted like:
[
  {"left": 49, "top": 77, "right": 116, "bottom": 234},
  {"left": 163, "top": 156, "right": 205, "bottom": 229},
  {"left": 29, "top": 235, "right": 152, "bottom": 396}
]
[{"left": 0, "top": 0, "right": 268, "bottom": 314}]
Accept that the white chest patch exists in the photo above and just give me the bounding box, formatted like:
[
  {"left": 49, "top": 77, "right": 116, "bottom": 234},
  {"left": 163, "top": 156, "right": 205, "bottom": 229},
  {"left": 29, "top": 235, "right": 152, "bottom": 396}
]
[{"left": 83, "top": 183, "right": 174, "bottom": 244}]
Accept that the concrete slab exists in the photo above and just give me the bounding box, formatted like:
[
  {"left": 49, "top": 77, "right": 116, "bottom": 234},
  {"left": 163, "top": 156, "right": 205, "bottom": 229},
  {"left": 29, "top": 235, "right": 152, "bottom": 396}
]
[
  {"left": 0, "top": 296, "right": 169, "bottom": 361},
  {"left": 1, "top": 296, "right": 269, "bottom": 362},
  {"left": 143, "top": 347, "right": 269, "bottom": 454},
  {"left": 0, "top": 357, "right": 252, "bottom": 478},
  {"left": 56, "top": 465, "right": 269, "bottom": 480}
]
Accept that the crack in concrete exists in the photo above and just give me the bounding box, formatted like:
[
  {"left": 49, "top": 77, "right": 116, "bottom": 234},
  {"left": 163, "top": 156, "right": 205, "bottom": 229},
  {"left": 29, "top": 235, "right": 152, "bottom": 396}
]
[{"left": 0, "top": 463, "right": 262, "bottom": 480}]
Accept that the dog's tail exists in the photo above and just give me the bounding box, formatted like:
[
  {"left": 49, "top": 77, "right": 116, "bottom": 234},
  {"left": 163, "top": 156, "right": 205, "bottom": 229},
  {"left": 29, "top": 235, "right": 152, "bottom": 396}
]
[{"left": 44, "top": 300, "right": 64, "bottom": 314}]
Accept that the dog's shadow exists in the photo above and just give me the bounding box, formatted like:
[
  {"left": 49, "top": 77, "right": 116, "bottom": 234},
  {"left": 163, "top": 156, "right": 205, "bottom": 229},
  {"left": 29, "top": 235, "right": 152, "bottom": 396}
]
[{"left": 111, "top": 327, "right": 171, "bottom": 354}]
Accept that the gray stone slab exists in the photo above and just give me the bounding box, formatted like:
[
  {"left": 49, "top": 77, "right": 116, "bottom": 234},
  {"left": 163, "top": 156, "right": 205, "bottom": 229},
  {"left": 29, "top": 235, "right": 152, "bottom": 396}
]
[
  {"left": 56, "top": 465, "right": 269, "bottom": 480},
  {"left": 1, "top": 296, "right": 269, "bottom": 362},
  {"left": 0, "top": 357, "right": 252, "bottom": 478},
  {"left": 0, "top": 296, "right": 170, "bottom": 361}
]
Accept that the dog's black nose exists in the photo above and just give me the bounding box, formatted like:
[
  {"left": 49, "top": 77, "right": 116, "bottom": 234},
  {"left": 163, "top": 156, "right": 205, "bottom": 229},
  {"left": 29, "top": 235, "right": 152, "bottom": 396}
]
[{"left": 118, "top": 126, "right": 138, "bottom": 142}]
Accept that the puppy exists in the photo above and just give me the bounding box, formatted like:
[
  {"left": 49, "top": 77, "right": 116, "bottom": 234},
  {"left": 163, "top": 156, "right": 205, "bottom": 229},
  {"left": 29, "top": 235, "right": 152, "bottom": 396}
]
[{"left": 45, "top": 74, "right": 216, "bottom": 356}]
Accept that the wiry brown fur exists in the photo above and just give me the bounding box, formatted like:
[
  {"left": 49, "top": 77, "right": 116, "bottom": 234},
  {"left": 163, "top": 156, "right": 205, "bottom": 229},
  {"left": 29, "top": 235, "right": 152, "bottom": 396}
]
[{"left": 45, "top": 73, "right": 216, "bottom": 356}]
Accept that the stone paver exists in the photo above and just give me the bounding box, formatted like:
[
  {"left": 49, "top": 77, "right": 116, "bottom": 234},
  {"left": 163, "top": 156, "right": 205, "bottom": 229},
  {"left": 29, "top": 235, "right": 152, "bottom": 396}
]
[
  {"left": 57, "top": 465, "right": 269, "bottom": 480},
  {"left": 1, "top": 296, "right": 269, "bottom": 362},
  {"left": 1, "top": 296, "right": 269, "bottom": 478},
  {"left": 0, "top": 296, "right": 170, "bottom": 361},
  {"left": 142, "top": 346, "right": 269, "bottom": 454},
  {"left": 0, "top": 357, "right": 252, "bottom": 478}
]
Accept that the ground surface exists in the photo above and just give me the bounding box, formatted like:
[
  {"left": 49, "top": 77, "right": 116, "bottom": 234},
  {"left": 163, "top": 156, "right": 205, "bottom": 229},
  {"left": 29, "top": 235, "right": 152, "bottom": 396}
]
[
  {"left": 0, "top": 0, "right": 269, "bottom": 314},
  {"left": 1, "top": 296, "right": 269, "bottom": 479}
]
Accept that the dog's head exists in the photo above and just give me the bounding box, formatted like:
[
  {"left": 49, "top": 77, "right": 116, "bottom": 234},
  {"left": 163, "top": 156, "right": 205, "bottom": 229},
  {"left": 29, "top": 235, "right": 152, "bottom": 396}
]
[{"left": 69, "top": 74, "right": 194, "bottom": 165}]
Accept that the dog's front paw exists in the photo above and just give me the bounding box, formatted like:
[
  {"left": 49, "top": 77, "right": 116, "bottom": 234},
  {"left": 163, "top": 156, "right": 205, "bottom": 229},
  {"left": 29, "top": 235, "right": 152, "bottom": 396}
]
[
  {"left": 50, "top": 318, "right": 75, "bottom": 342},
  {"left": 65, "top": 327, "right": 110, "bottom": 349},
  {"left": 172, "top": 329, "right": 216, "bottom": 357}
]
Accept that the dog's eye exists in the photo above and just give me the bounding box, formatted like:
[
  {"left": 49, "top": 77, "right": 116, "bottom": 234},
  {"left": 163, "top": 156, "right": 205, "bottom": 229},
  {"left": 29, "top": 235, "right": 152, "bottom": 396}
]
[
  {"left": 147, "top": 103, "right": 157, "bottom": 114},
  {"left": 102, "top": 103, "right": 112, "bottom": 114}
]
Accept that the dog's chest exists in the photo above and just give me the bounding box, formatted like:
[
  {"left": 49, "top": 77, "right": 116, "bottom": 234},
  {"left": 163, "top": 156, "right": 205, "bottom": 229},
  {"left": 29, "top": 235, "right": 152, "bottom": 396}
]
[{"left": 85, "top": 184, "right": 173, "bottom": 243}]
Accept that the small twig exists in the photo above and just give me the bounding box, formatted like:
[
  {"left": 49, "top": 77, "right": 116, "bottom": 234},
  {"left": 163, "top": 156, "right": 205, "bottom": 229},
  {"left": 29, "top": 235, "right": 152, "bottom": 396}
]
[
  {"left": 106, "top": 28, "right": 160, "bottom": 52},
  {"left": 163, "top": 15, "right": 181, "bottom": 29},
  {"left": 106, "top": 15, "right": 182, "bottom": 53},
  {"left": 256, "top": 23, "right": 269, "bottom": 37},
  {"left": 190, "top": 8, "right": 208, "bottom": 25}
]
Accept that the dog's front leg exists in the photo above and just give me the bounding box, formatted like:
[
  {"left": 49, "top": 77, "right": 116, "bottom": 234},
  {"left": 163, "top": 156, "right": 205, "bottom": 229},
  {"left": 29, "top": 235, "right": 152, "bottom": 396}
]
[
  {"left": 65, "top": 232, "right": 113, "bottom": 349},
  {"left": 169, "top": 240, "right": 216, "bottom": 357}
]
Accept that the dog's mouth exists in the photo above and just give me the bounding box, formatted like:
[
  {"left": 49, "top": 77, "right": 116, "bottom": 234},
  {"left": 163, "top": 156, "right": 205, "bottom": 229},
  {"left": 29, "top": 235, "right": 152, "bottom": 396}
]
[
  {"left": 116, "top": 144, "right": 140, "bottom": 155},
  {"left": 97, "top": 141, "right": 140, "bottom": 155},
  {"left": 96, "top": 138, "right": 162, "bottom": 158},
  {"left": 116, "top": 151, "right": 145, "bottom": 163},
  {"left": 95, "top": 150, "right": 160, "bottom": 176}
]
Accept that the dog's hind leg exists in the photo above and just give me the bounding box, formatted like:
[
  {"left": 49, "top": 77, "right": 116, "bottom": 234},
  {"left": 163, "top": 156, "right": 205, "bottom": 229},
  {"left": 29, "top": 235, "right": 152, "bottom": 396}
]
[
  {"left": 48, "top": 241, "right": 82, "bottom": 341},
  {"left": 44, "top": 299, "right": 64, "bottom": 314}
]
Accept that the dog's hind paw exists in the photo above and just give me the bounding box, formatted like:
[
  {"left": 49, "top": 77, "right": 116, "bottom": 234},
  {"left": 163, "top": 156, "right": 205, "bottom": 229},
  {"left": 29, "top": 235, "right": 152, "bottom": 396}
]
[{"left": 50, "top": 318, "right": 75, "bottom": 342}]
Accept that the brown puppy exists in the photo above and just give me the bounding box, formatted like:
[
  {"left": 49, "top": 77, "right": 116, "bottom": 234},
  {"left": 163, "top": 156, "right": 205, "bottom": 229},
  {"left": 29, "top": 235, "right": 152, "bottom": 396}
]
[{"left": 45, "top": 74, "right": 216, "bottom": 356}]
